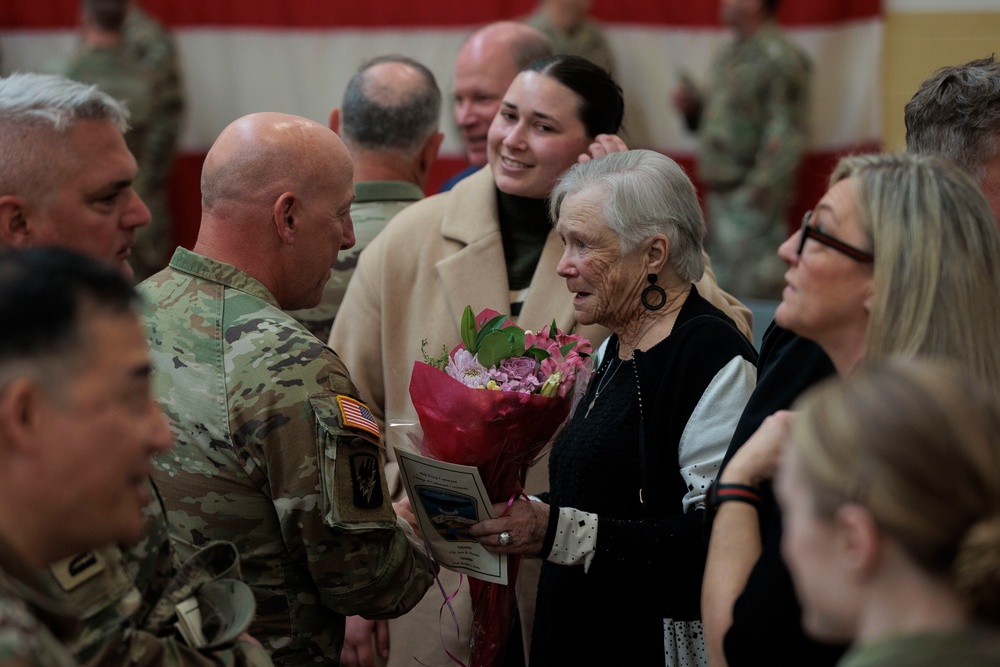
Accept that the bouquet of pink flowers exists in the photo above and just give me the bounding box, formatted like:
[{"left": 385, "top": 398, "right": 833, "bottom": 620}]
[{"left": 408, "top": 306, "right": 593, "bottom": 667}]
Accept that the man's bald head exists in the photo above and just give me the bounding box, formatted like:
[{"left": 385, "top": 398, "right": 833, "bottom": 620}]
[
  {"left": 453, "top": 22, "right": 553, "bottom": 166},
  {"left": 197, "top": 113, "right": 356, "bottom": 310},
  {"left": 459, "top": 21, "right": 555, "bottom": 73},
  {"left": 340, "top": 55, "right": 441, "bottom": 159},
  {"left": 201, "top": 112, "right": 350, "bottom": 214}
]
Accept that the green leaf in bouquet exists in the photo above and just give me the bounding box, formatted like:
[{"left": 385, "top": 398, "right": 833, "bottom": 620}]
[
  {"left": 477, "top": 327, "right": 526, "bottom": 368},
  {"left": 460, "top": 306, "right": 478, "bottom": 353},
  {"left": 559, "top": 341, "right": 578, "bottom": 357},
  {"left": 524, "top": 346, "right": 551, "bottom": 362},
  {"left": 474, "top": 314, "right": 511, "bottom": 351}
]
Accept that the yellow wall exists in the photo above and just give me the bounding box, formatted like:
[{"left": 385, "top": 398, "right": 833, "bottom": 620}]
[{"left": 883, "top": 10, "right": 1000, "bottom": 151}]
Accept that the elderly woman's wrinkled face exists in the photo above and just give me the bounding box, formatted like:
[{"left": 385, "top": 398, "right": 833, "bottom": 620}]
[
  {"left": 555, "top": 186, "right": 646, "bottom": 328},
  {"left": 775, "top": 178, "right": 873, "bottom": 353},
  {"left": 776, "top": 446, "right": 861, "bottom": 643},
  {"left": 487, "top": 71, "right": 592, "bottom": 200}
]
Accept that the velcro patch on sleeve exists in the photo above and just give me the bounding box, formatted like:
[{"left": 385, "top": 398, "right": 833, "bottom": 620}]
[
  {"left": 336, "top": 395, "right": 381, "bottom": 439},
  {"left": 350, "top": 451, "right": 385, "bottom": 509},
  {"left": 49, "top": 550, "right": 107, "bottom": 591}
]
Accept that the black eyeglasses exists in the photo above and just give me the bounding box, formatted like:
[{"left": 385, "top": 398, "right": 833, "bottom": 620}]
[{"left": 797, "top": 211, "right": 874, "bottom": 263}]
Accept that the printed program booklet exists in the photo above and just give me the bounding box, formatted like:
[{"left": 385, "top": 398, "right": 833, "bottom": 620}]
[{"left": 394, "top": 446, "right": 507, "bottom": 584}]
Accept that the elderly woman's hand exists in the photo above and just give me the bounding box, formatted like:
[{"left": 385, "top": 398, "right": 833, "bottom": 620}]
[
  {"left": 470, "top": 499, "right": 549, "bottom": 556},
  {"left": 720, "top": 410, "right": 795, "bottom": 488},
  {"left": 578, "top": 133, "right": 629, "bottom": 163},
  {"left": 393, "top": 497, "right": 423, "bottom": 540}
]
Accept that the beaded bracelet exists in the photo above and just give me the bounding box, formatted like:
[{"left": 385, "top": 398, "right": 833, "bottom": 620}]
[{"left": 710, "top": 482, "right": 762, "bottom": 511}]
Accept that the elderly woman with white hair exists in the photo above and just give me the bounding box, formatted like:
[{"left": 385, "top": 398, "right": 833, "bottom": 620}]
[{"left": 471, "top": 149, "right": 757, "bottom": 666}]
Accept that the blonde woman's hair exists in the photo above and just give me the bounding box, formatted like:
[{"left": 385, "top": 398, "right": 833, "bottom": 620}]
[
  {"left": 830, "top": 152, "right": 1000, "bottom": 399},
  {"left": 792, "top": 359, "right": 1000, "bottom": 626}
]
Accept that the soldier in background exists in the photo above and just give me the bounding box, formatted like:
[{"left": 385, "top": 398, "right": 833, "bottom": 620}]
[
  {"left": 525, "top": 0, "right": 613, "bottom": 74},
  {"left": 289, "top": 55, "right": 443, "bottom": 341},
  {"left": 0, "top": 248, "right": 175, "bottom": 667},
  {"left": 672, "top": 0, "right": 810, "bottom": 300},
  {"left": 140, "top": 112, "right": 434, "bottom": 665},
  {"left": 123, "top": 0, "right": 186, "bottom": 280}
]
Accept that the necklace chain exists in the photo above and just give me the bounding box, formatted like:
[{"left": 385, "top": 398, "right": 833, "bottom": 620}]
[
  {"left": 584, "top": 286, "right": 691, "bottom": 419},
  {"left": 586, "top": 339, "right": 628, "bottom": 419},
  {"left": 592, "top": 341, "right": 623, "bottom": 397}
]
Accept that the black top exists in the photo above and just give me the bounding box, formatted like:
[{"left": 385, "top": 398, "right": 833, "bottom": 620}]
[
  {"left": 530, "top": 288, "right": 757, "bottom": 667},
  {"left": 496, "top": 189, "right": 551, "bottom": 294},
  {"left": 710, "top": 321, "right": 847, "bottom": 666}
]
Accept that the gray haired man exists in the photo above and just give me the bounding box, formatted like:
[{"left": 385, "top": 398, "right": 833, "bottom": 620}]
[
  {"left": 0, "top": 72, "right": 149, "bottom": 279},
  {"left": 290, "top": 55, "right": 443, "bottom": 340},
  {"left": 905, "top": 54, "right": 1000, "bottom": 219}
]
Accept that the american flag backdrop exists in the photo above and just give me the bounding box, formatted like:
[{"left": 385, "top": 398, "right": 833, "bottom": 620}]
[{"left": 0, "top": 0, "right": 883, "bottom": 247}]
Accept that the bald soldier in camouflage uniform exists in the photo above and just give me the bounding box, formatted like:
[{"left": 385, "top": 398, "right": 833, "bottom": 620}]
[
  {"left": 289, "top": 55, "right": 443, "bottom": 341},
  {"left": 140, "top": 112, "right": 434, "bottom": 666},
  {"left": 674, "top": 0, "right": 810, "bottom": 300}
]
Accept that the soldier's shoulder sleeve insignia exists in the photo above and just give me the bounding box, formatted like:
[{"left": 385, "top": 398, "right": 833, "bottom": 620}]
[
  {"left": 350, "top": 451, "right": 384, "bottom": 509},
  {"left": 336, "top": 395, "right": 381, "bottom": 439}
]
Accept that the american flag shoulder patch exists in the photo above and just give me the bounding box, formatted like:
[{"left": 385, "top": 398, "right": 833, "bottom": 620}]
[{"left": 336, "top": 395, "right": 381, "bottom": 439}]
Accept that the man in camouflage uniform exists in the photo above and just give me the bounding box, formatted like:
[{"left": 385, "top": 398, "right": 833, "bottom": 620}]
[
  {"left": 140, "top": 112, "right": 435, "bottom": 666},
  {"left": 122, "top": 0, "right": 186, "bottom": 280},
  {"left": 0, "top": 249, "right": 176, "bottom": 667},
  {"left": 673, "top": 0, "right": 810, "bottom": 300},
  {"left": 289, "top": 55, "right": 443, "bottom": 341},
  {"left": 525, "top": 0, "right": 613, "bottom": 74},
  {"left": 0, "top": 72, "right": 272, "bottom": 667}
]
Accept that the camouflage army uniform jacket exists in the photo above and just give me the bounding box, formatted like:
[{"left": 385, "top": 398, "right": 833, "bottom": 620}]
[
  {"left": 525, "top": 10, "right": 614, "bottom": 74},
  {"left": 139, "top": 248, "right": 433, "bottom": 666},
  {"left": 45, "top": 481, "right": 273, "bottom": 667},
  {"left": 122, "top": 5, "right": 185, "bottom": 197},
  {"left": 697, "top": 21, "right": 810, "bottom": 197},
  {"left": 0, "top": 537, "right": 80, "bottom": 667},
  {"left": 122, "top": 5, "right": 186, "bottom": 279}
]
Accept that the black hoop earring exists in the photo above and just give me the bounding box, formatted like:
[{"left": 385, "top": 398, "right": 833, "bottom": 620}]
[{"left": 641, "top": 273, "right": 666, "bottom": 310}]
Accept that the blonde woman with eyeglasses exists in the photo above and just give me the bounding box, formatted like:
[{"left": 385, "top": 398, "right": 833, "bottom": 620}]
[{"left": 703, "top": 151, "right": 1000, "bottom": 667}]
